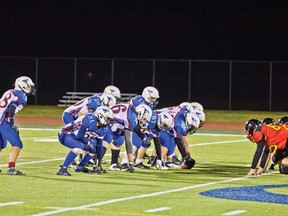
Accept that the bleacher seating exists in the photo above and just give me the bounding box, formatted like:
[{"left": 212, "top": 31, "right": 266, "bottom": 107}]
[{"left": 57, "top": 91, "right": 137, "bottom": 107}]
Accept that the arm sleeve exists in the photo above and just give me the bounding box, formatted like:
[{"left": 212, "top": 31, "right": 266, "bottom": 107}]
[
  {"left": 251, "top": 139, "right": 265, "bottom": 169},
  {"left": 175, "top": 137, "right": 188, "bottom": 159},
  {"left": 133, "top": 123, "right": 145, "bottom": 139},
  {"left": 153, "top": 137, "right": 162, "bottom": 159},
  {"left": 124, "top": 128, "right": 133, "bottom": 154},
  {"left": 76, "top": 125, "right": 86, "bottom": 141},
  {"left": 259, "top": 148, "right": 270, "bottom": 169}
]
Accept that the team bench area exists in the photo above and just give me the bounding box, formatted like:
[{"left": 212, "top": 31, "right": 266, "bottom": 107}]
[{"left": 58, "top": 91, "right": 137, "bottom": 107}]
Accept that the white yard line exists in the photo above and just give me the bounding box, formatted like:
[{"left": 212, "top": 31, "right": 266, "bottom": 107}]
[
  {"left": 222, "top": 210, "right": 247, "bottom": 215},
  {"left": 0, "top": 202, "right": 23, "bottom": 207},
  {"left": 32, "top": 172, "right": 276, "bottom": 216},
  {"left": 144, "top": 207, "right": 171, "bottom": 213}
]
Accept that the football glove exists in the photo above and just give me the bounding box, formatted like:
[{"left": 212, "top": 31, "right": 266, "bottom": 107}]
[
  {"left": 181, "top": 156, "right": 196, "bottom": 169},
  {"left": 127, "top": 162, "right": 135, "bottom": 173},
  {"left": 93, "top": 166, "right": 102, "bottom": 174},
  {"left": 155, "top": 159, "right": 163, "bottom": 171}
]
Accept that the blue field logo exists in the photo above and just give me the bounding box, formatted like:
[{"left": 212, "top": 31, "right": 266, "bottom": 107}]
[{"left": 200, "top": 184, "right": 288, "bottom": 205}]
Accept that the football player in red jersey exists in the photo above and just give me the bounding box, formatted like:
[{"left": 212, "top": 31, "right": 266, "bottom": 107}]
[{"left": 245, "top": 119, "right": 288, "bottom": 176}]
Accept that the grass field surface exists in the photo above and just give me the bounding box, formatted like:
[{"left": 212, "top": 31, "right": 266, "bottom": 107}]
[{"left": 1, "top": 123, "right": 288, "bottom": 216}]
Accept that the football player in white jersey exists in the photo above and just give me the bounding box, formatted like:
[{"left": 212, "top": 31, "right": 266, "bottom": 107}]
[
  {"left": 103, "top": 103, "right": 153, "bottom": 172},
  {"left": 0, "top": 76, "right": 36, "bottom": 175},
  {"left": 61, "top": 85, "right": 120, "bottom": 124}
]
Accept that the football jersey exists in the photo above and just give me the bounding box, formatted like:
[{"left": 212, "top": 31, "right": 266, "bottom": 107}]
[
  {"left": 63, "top": 93, "right": 101, "bottom": 118},
  {"left": 110, "top": 103, "right": 138, "bottom": 131},
  {"left": 253, "top": 124, "right": 288, "bottom": 150},
  {"left": 60, "top": 113, "right": 108, "bottom": 140},
  {"left": 0, "top": 89, "right": 27, "bottom": 124},
  {"left": 128, "top": 95, "right": 154, "bottom": 110}
]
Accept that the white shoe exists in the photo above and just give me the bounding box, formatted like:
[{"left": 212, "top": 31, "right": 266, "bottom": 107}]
[
  {"left": 109, "top": 163, "right": 122, "bottom": 171},
  {"left": 154, "top": 165, "right": 168, "bottom": 170}
]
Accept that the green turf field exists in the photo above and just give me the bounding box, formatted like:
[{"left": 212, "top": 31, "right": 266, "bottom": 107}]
[{"left": 1, "top": 106, "right": 288, "bottom": 215}]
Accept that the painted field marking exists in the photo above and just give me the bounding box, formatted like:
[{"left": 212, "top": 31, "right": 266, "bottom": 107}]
[
  {"left": 222, "top": 210, "right": 247, "bottom": 215},
  {"left": 31, "top": 172, "right": 276, "bottom": 216},
  {"left": 0, "top": 201, "right": 23, "bottom": 207},
  {"left": 144, "top": 207, "right": 171, "bottom": 213}
]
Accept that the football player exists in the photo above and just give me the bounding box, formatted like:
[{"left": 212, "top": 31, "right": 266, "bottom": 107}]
[
  {"left": 61, "top": 85, "right": 120, "bottom": 124},
  {"left": 245, "top": 119, "right": 288, "bottom": 176},
  {"left": 0, "top": 76, "right": 36, "bottom": 175},
  {"left": 57, "top": 106, "right": 114, "bottom": 176},
  {"left": 104, "top": 103, "right": 153, "bottom": 172}
]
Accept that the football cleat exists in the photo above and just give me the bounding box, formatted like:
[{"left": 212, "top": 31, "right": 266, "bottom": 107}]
[
  {"left": 57, "top": 167, "right": 71, "bottom": 176},
  {"left": 134, "top": 162, "right": 150, "bottom": 169},
  {"left": 165, "top": 161, "right": 180, "bottom": 168},
  {"left": 6, "top": 167, "right": 25, "bottom": 175},
  {"left": 120, "top": 163, "right": 129, "bottom": 171},
  {"left": 109, "top": 163, "right": 123, "bottom": 171},
  {"left": 74, "top": 165, "right": 93, "bottom": 173}
]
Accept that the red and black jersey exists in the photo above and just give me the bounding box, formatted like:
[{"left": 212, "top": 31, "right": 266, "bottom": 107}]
[{"left": 253, "top": 124, "right": 288, "bottom": 151}]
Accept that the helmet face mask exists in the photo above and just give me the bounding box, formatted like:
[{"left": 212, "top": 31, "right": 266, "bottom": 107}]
[
  {"left": 244, "top": 119, "right": 261, "bottom": 142},
  {"left": 95, "top": 106, "right": 114, "bottom": 125},
  {"left": 100, "top": 93, "right": 116, "bottom": 107},
  {"left": 185, "top": 113, "right": 200, "bottom": 134},
  {"left": 157, "top": 112, "right": 173, "bottom": 130},
  {"left": 135, "top": 104, "right": 152, "bottom": 127},
  {"left": 14, "top": 76, "right": 36, "bottom": 96},
  {"left": 142, "top": 86, "right": 159, "bottom": 105}
]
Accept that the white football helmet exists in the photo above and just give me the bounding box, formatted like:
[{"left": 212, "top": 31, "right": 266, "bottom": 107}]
[
  {"left": 142, "top": 86, "right": 159, "bottom": 105},
  {"left": 95, "top": 106, "right": 114, "bottom": 125},
  {"left": 190, "top": 102, "right": 204, "bottom": 111},
  {"left": 185, "top": 112, "right": 200, "bottom": 134},
  {"left": 157, "top": 111, "right": 173, "bottom": 129},
  {"left": 100, "top": 93, "right": 116, "bottom": 107},
  {"left": 104, "top": 85, "right": 121, "bottom": 99},
  {"left": 135, "top": 104, "right": 153, "bottom": 127},
  {"left": 179, "top": 102, "right": 190, "bottom": 107},
  {"left": 14, "top": 76, "right": 36, "bottom": 95},
  {"left": 191, "top": 110, "right": 206, "bottom": 128}
]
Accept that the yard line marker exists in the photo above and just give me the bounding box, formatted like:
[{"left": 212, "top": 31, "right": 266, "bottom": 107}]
[
  {"left": 190, "top": 139, "right": 247, "bottom": 147},
  {"left": 144, "top": 207, "right": 171, "bottom": 213},
  {"left": 222, "top": 210, "right": 247, "bottom": 215},
  {"left": 195, "top": 133, "right": 245, "bottom": 137},
  {"left": 0, "top": 202, "right": 23, "bottom": 207},
  {"left": 31, "top": 172, "right": 276, "bottom": 216}
]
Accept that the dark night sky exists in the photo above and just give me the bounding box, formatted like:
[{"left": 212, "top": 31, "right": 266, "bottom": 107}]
[{"left": 1, "top": 0, "right": 288, "bottom": 61}]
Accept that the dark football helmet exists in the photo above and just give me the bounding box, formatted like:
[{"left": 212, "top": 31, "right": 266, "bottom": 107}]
[
  {"left": 278, "top": 116, "right": 288, "bottom": 125},
  {"left": 261, "top": 118, "right": 275, "bottom": 125},
  {"left": 245, "top": 119, "right": 261, "bottom": 135}
]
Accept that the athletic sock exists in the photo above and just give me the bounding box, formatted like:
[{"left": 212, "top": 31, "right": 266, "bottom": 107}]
[
  {"left": 111, "top": 149, "right": 120, "bottom": 164},
  {"left": 62, "top": 151, "right": 77, "bottom": 168}
]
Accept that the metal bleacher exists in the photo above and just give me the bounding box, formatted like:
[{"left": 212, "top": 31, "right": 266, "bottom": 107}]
[{"left": 57, "top": 92, "right": 137, "bottom": 107}]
